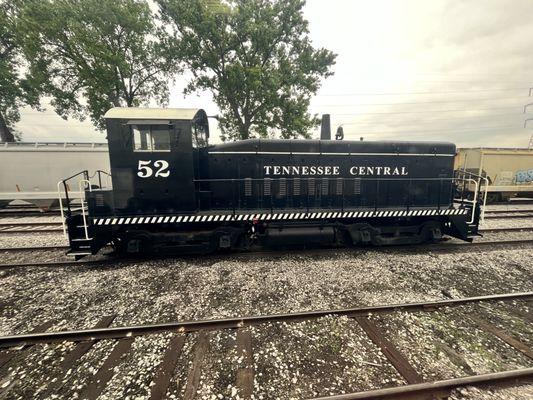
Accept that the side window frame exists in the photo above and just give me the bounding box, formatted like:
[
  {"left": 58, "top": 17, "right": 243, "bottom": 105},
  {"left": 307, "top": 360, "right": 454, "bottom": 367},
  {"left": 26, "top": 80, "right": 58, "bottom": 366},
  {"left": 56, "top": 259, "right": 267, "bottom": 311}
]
[{"left": 131, "top": 124, "right": 172, "bottom": 152}]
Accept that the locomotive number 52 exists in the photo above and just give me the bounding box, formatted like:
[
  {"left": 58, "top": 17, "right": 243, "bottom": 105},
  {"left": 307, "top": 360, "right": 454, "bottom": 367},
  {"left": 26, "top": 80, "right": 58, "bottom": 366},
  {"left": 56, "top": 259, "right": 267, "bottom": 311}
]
[{"left": 137, "top": 160, "right": 170, "bottom": 178}]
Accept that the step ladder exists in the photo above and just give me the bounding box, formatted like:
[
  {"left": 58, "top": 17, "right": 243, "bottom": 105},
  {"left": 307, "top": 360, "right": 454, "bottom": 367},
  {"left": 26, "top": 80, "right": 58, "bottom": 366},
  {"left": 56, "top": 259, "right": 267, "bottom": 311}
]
[{"left": 65, "top": 201, "right": 95, "bottom": 260}]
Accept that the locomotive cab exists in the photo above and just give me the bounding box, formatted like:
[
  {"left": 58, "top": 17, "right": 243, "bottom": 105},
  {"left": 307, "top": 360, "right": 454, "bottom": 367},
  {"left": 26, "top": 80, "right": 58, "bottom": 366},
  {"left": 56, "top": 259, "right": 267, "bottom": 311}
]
[{"left": 89, "top": 108, "right": 209, "bottom": 216}]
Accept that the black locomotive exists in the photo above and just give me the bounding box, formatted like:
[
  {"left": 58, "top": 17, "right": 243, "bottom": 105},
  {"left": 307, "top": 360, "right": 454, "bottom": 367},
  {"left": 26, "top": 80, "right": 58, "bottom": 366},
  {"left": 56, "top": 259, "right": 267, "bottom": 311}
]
[{"left": 59, "top": 108, "right": 483, "bottom": 258}]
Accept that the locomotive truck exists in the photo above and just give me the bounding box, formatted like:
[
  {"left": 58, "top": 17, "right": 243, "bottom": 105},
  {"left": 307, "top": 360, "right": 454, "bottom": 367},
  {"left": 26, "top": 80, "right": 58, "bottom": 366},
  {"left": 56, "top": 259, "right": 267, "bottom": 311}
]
[{"left": 58, "top": 108, "right": 485, "bottom": 258}]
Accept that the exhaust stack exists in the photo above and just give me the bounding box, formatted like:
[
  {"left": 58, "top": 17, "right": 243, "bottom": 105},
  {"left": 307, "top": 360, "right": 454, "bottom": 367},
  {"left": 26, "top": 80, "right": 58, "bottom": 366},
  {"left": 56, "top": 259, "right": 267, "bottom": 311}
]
[{"left": 320, "top": 114, "right": 331, "bottom": 140}]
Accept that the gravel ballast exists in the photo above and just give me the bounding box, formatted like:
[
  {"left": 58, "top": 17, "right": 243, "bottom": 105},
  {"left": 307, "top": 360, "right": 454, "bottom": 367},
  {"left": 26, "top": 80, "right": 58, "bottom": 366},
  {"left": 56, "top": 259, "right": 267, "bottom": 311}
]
[{"left": 0, "top": 215, "right": 531, "bottom": 399}]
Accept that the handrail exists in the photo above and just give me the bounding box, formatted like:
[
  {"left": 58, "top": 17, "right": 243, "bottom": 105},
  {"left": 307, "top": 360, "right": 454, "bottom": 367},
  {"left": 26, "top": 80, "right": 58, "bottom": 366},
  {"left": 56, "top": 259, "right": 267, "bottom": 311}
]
[
  {"left": 78, "top": 180, "right": 92, "bottom": 240},
  {"left": 57, "top": 169, "right": 112, "bottom": 242},
  {"left": 454, "top": 169, "right": 489, "bottom": 223},
  {"left": 57, "top": 170, "right": 88, "bottom": 238},
  {"left": 57, "top": 181, "right": 68, "bottom": 239},
  {"left": 89, "top": 170, "right": 112, "bottom": 189}
]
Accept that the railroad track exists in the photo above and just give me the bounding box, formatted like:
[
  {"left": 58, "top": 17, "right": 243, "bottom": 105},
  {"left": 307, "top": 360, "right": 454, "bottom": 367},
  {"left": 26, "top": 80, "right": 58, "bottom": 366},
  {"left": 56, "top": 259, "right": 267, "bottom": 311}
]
[
  {"left": 0, "top": 221, "right": 63, "bottom": 234},
  {"left": 0, "top": 238, "right": 532, "bottom": 269},
  {"left": 479, "top": 226, "right": 533, "bottom": 233},
  {"left": 484, "top": 208, "right": 533, "bottom": 214},
  {"left": 0, "top": 292, "right": 531, "bottom": 399},
  {"left": 0, "top": 245, "right": 69, "bottom": 252},
  {"left": 483, "top": 209, "right": 533, "bottom": 219},
  {"left": 0, "top": 209, "right": 62, "bottom": 217}
]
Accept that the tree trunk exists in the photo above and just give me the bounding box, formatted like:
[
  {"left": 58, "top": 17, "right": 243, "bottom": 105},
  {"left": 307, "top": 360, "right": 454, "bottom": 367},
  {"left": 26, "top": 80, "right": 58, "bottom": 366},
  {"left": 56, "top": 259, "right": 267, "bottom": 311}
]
[{"left": 0, "top": 111, "right": 15, "bottom": 142}]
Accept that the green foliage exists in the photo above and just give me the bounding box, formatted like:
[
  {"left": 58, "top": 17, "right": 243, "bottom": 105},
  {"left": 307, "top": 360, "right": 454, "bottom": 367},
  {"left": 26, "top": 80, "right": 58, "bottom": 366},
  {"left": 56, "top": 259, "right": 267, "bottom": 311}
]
[
  {"left": 0, "top": 0, "right": 43, "bottom": 141},
  {"left": 158, "top": 0, "right": 336, "bottom": 140},
  {"left": 20, "top": 0, "right": 177, "bottom": 130}
]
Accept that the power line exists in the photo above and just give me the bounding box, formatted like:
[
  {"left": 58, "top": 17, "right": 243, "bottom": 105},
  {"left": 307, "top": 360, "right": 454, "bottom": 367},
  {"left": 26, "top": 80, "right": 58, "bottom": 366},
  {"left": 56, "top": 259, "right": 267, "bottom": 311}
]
[
  {"left": 328, "top": 106, "right": 527, "bottom": 115},
  {"left": 335, "top": 112, "right": 525, "bottom": 124},
  {"left": 344, "top": 125, "right": 521, "bottom": 136},
  {"left": 313, "top": 96, "right": 530, "bottom": 107},
  {"left": 317, "top": 88, "right": 532, "bottom": 96}
]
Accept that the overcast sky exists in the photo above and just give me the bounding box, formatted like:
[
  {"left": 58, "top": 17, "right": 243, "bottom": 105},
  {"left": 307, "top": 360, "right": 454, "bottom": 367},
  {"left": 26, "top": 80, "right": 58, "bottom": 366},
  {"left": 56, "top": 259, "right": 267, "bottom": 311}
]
[{"left": 15, "top": 0, "right": 533, "bottom": 147}]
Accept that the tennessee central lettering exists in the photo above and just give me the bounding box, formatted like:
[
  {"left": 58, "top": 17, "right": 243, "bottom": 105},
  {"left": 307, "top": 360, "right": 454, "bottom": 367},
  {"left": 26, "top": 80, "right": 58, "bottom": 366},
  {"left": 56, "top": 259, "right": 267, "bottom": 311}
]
[
  {"left": 349, "top": 166, "right": 408, "bottom": 176},
  {"left": 263, "top": 165, "right": 408, "bottom": 176},
  {"left": 264, "top": 165, "right": 340, "bottom": 176}
]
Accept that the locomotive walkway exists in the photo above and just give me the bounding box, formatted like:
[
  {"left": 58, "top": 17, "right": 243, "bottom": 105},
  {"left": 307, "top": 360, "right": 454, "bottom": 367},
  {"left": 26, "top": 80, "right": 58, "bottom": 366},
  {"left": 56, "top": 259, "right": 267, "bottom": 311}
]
[{"left": 0, "top": 292, "right": 531, "bottom": 399}]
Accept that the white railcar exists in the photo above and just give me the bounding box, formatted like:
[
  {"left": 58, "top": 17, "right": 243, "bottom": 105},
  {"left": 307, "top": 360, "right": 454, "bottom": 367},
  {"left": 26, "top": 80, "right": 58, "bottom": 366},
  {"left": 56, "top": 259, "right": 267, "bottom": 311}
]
[{"left": 0, "top": 142, "right": 110, "bottom": 210}]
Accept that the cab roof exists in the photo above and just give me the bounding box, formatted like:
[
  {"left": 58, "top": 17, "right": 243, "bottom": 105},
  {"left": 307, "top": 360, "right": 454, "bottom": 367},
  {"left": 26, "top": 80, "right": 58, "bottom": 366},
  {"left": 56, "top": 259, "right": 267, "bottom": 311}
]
[{"left": 103, "top": 107, "right": 204, "bottom": 121}]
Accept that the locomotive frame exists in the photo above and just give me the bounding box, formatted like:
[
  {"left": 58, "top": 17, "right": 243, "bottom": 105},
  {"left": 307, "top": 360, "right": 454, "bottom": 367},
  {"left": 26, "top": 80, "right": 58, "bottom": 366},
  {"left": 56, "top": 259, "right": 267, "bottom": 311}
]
[{"left": 58, "top": 108, "right": 487, "bottom": 259}]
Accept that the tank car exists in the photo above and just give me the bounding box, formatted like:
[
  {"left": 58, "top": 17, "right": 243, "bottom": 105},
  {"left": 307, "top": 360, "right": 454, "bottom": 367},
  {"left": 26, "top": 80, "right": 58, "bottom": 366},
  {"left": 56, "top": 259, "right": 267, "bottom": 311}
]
[{"left": 58, "top": 107, "right": 485, "bottom": 258}]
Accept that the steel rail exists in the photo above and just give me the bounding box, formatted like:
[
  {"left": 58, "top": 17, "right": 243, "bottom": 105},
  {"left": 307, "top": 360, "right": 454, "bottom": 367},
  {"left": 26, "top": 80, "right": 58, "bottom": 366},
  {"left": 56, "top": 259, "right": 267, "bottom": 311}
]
[
  {"left": 484, "top": 209, "right": 533, "bottom": 214},
  {"left": 310, "top": 367, "right": 533, "bottom": 399},
  {"left": 484, "top": 214, "right": 533, "bottom": 219},
  {"left": 0, "top": 239, "right": 532, "bottom": 268},
  {"left": 479, "top": 226, "right": 533, "bottom": 233},
  {"left": 0, "top": 291, "right": 531, "bottom": 349},
  {"left": 0, "top": 211, "right": 62, "bottom": 217},
  {"left": 0, "top": 222, "right": 63, "bottom": 227},
  {"left": 0, "top": 228, "right": 64, "bottom": 234},
  {"left": 0, "top": 245, "right": 69, "bottom": 252}
]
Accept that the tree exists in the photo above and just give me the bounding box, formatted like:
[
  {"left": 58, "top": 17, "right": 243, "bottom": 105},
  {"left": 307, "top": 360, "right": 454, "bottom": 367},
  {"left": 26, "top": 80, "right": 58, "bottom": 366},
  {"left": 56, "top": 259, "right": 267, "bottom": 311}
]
[
  {"left": 158, "top": 0, "right": 336, "bottom": 140},
  {"left": 20, "top": 0, "right": 177, "bottom": 130},
  {"left": 0, "top": 1, "right": 43, "bottom": 142}
]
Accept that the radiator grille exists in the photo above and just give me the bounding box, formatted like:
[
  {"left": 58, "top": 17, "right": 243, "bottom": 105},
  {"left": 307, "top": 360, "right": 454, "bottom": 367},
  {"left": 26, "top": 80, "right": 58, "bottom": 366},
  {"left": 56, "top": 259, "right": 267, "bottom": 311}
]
[{"left": 244, "top": 178, "right": 252, "bottom": 196}]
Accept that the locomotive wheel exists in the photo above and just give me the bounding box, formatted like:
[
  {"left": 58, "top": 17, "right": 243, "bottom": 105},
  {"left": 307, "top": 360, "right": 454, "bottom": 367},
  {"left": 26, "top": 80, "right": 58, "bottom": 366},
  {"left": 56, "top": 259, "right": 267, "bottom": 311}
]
[
  {"left": 419, "top": 221, "right": 443, "bottom": 243},
  {"left": 111, "top": 237, "right": 127, "bottom": 254}
]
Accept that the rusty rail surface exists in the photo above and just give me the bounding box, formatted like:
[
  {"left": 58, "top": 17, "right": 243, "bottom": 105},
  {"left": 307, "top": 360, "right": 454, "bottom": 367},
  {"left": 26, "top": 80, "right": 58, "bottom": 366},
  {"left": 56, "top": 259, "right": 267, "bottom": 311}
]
[{"left": 0, "top": 292, "right": 531, "bottom": 399}]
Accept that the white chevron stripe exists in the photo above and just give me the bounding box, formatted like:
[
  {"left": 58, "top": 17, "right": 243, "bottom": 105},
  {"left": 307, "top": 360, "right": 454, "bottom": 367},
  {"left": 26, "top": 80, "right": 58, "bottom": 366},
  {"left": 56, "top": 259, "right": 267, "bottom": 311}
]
[{"left": 93, "top": 207, "right": 475, "bottom": 226}]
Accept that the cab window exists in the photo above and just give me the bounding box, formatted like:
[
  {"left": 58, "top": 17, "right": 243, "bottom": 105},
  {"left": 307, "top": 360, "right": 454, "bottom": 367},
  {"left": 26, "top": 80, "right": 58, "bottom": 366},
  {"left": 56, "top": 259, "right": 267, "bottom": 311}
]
[{"left": 132, "top": 125, "right": 171, "bottom": 151}]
